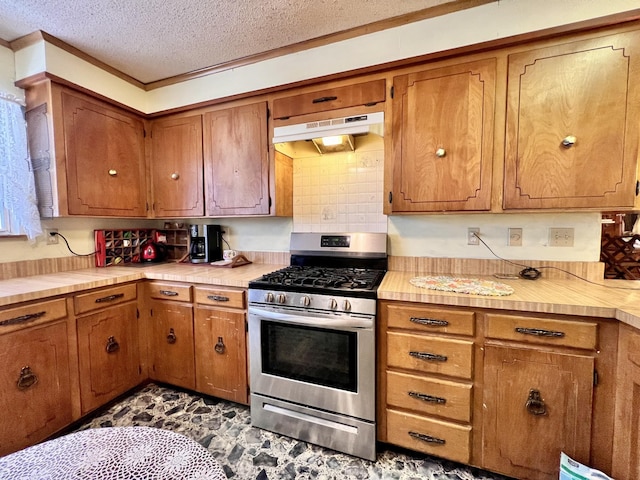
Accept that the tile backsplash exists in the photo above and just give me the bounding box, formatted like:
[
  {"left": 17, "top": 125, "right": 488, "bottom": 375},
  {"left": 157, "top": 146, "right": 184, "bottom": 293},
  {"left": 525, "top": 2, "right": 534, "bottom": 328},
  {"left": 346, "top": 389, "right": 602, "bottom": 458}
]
[{"left": 293, "top": 148, "right": 386, "bottom": 233}]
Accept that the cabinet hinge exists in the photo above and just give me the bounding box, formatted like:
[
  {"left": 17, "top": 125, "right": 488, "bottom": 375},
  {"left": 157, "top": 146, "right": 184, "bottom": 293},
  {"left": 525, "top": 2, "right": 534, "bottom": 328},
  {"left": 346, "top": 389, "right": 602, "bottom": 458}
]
[
  {"left": 594, "top": 369, "right": 599, "bottom": 387},
  {"left": 245, "top": 320, "right": 249, "bottom": 332},
  {"left": 267, "top": 108, "right": 270, "bottom": 120},
  {"left": 390, "top": 86, "right": 394, "bottom": 99},
  {"left": 149, "top": 308, "right": 153, "bottom": 317},
  {"left": 636, "top": 180, "right": 639, "bottom": 196},
  {"left": 143, "top": 129, "right": 147, "bottom": 138},
  {"left": 388, "top": 191, "right": 393, "bottom": 204},
  {"left": 269, "top": 196, "right": 272, "bottom": 208},
  {"left": 136, "top": 308, "right": 139, "bottom": 319},
  {"left": 247, "top": 385, "right": 251, "bottom": 396}
]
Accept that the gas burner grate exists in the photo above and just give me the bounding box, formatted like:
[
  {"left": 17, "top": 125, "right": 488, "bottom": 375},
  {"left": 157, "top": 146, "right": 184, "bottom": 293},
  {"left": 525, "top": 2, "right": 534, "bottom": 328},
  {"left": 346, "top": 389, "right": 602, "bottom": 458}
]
[{"left": 254, "top": 266, "right": 385, "bottom": 292}]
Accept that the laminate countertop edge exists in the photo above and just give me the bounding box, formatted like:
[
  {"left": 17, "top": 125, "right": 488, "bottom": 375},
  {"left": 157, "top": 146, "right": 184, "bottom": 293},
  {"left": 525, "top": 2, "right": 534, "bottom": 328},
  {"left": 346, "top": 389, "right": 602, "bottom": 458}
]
[{"left": 1, "top": 266, "right": 639, "bottom": 329}]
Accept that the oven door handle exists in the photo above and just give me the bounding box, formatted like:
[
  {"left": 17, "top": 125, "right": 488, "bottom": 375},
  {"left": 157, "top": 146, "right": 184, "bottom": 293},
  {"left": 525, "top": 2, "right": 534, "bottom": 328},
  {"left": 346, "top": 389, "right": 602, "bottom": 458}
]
[{"left": 250, "top": 308, "right": 373, "bottom": 329}]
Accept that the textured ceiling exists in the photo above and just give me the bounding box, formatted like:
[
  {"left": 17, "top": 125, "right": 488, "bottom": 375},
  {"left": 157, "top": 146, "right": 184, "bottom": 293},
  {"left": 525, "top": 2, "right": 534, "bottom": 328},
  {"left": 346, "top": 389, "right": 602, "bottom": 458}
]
[{"left": 0, "top": 0, "right": 459, "bottom": 84}]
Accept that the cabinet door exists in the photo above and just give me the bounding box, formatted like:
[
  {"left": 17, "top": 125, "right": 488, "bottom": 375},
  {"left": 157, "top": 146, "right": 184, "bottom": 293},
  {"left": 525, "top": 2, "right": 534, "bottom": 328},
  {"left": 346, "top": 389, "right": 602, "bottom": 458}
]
[
  {"left": 77, "top": 303, "right": 142, "bottom": 414},
  {"left": 150, "top": 115, "right": 204, "bottom": 217},
  {"left": 504, "top": 31, "right": 640, "bottom": 210},
  {"left": 194, "top": 306, "right": 247, "bottom": 404},
  {"left": 61, "top": 90, "right": 147, "bottom": 216},
  {"left": 203, "top": 102, "right": 269, "bottom": 216},
  {"left": 148, "top": 300, "right": 195, "bottom": 390},
  {"left": 390, "top": 59, "right": 496, "bottom": 212},
  {"left": 612, "top": 324, "right": 640, "bottom": 480},
  {"left": 0, "top": 321, "right": 72, "bottom": 456},
  {"left": 482, "top": 345, "right": 594, "bottom": 480}
]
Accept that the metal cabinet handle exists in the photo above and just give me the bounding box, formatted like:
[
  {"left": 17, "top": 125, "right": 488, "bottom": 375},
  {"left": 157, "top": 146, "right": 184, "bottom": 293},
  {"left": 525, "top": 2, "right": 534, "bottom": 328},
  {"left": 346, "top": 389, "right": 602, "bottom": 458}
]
[
  {"left": 105, "top": 336, "right": 120, "bottom": 353},
  {"left": 214, "top": 336, "right": 225, "bottom": 354},
  {"left": 435, "top": 148, "right": 446, "bottom": 158},
  {"left": 17, "top": 366, "right": 38, "bottom": 390},
  {"left": 408, "top": 391, "right": 447, "bottom": 404},
  {"left": 170, "top": 173, "right": 180, "bottom": 180},
  {"left": 167, "top": 328, "right": 177, "bottom": 344},
  {"left": 409, "top": 351, "right": 448, "bottom": 362},
  {"left": 95, "top": 293, "right": 125, "bottom": 304},
  {"left": 159, "top": 290, "right": 179, "bottom": 297},
  {"left": 0, "top": 310, "right": 46, "bottom": 327},
  {"left": 108, "top": 169, "right": 117, "bottom": 176},
  {"left": 312, "top": 95, "right": 337, "bottom": 104},
  {"left": 525, "top": 389, "right": 547, "bottom": 416},
  {"left": 515, "top": 327, "right": 565, "bottom": 338},
  {"left": 408, "top": 431, "right": 446, "bottom": 445},
  {"left": 410, "top": 317, "right": 449, "bottom": 327},
  {"left": 561, "top": 135, "right": 576, "bottom": 148},
  {"left": 208, "top": 295, "right": 229, "bottom": 302}
]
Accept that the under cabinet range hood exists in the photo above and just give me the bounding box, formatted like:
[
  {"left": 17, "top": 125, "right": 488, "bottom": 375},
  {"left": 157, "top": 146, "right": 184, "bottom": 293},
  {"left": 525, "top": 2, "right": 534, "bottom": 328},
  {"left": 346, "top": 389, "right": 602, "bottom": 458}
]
[{"left": 273, "top": 111, "right": 384, "bottom": 154}]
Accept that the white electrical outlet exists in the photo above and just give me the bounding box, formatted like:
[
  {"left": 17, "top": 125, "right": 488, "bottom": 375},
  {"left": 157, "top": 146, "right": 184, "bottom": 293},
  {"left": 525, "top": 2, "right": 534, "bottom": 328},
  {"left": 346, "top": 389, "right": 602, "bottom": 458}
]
[
  {"left": 468, "top": 228, "right": 480, "bottom": 245},
  {"left": 45, "top": 228, "right": 59, "bottom": 245},
  {"left": 508, "top": 228, "right": 523, "bottom": 246},
  {"left": 548, "top": 227, "right": 574, "bottom": 247}
]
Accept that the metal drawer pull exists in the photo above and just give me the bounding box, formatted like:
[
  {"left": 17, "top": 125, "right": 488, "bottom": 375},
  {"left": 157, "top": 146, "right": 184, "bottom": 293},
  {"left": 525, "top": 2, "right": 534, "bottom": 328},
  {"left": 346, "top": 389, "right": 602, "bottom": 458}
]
[
  {"left": 312, "top": 95, "right": 337, "bottom": 104},
  {"left": 207, "top": 295, "right": 229, "bottom": 302},
  {"left": 408, "top": 431, "right": 446, "bottom": 445},
  {"left": 105, "top": 336, "right": 120, "bottom": 353},
  {"left": 561, "top": 135, "right": 576, "bottom": 148},
  {"left": 410, "top": 317, "right": 449, "bottom": 327},
  {"left": 214, "top": 336, "right": 225, "bottom": 354},
  {"left": 95, "top": 293, "right": 125, "bottom": 303},
  {"left": 17, "top": 366, "right": 38, "bottom": 390},
  {"left": 409, "top": 351, "right": 448, "bottom": 362},
  {"left": 515, "top": 327, "right": 565, "bottom": 338},
  {"left": 159, "top": 290, "right": 179, "bottom": 297},
  {"left": 0, "top": 310, "right": 46, "bottom": 327},
  {"left": 525, "top": 389, "right": 547, "bottom": 416},
  {"left": 167, "top": 328, "right": 177, "bottom": 344},
  {"left": 408, "top": 391, "right": 446, "bottom": 404}
]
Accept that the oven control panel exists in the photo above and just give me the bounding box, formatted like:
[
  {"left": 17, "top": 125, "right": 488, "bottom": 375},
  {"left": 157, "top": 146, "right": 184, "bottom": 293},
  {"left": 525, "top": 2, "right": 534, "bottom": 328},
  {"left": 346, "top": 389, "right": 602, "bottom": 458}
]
[{"left": 321, "top": 235, "right": 350, "bottom": 248}]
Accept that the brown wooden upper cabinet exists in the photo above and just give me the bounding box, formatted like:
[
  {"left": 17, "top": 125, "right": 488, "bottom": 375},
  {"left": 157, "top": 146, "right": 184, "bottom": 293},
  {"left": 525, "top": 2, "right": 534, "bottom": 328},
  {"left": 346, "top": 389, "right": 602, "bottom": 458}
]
[
  {"left": 203, "top": 102, "right": 270, "bottom": 216},
  {"left": 388, "top": 59, "right": 496, "bottom": 213},
  {"left": 149, "top": 114, "right": 204, "bottom": 217},
  {"left": 503, "top": 30, "right": 640, "bottom": 210},
  {"left": 272, "top": 79, "right": 386, "bottom": 120}
]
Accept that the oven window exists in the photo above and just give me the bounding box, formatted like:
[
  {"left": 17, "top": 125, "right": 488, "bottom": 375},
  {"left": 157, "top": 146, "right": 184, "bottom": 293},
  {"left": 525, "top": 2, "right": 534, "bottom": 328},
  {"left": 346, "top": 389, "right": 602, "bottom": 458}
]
[{"left": 261, "top": 321, "right": 357, "bottom": 392}]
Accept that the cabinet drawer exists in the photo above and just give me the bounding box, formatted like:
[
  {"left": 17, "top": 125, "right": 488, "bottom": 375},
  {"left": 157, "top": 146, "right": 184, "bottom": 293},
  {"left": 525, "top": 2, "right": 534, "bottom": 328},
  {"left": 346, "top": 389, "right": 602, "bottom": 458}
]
[
  {"left": 74, "top": 284, "right": 137, "bottom": 315},
  {"left": 272, "top": 79, "right": 386, "bottom": 119},
  {"left": 147, "top": 282, "right": 192, "bottom": 302},
  {"left": 387, "top": 304, "right": 475, "bottom": 336},
  {"left": 387, "top": 332, "right": 474, "bottom": 379},
  {"left": 195, "top": 287, "right": 245, "bottom": 309},
  {"left": 386, "top": 371, "right": 472, "bottom": 422},
  {"left": 0, "top": 299, "right": 67, "bottom": 335},
  {"left": 386, "top": 408, "right": 471, "bottom": 464},
  {"left": 485, "top": 314, "right": 597, "bottom": 350}
]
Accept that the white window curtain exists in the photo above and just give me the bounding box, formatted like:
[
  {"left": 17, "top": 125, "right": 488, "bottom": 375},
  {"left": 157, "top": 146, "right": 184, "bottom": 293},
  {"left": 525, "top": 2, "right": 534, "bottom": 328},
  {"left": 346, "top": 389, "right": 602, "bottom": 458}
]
[{"left": 0, "top": 93, "right": 42, "bottom": 240}]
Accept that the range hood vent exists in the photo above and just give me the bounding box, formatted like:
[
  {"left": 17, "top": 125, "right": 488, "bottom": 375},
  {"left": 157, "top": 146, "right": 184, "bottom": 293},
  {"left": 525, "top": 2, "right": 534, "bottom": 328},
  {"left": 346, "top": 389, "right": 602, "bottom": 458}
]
[{"left": 272, "top": 111, "right": 384, "bottom": 144}]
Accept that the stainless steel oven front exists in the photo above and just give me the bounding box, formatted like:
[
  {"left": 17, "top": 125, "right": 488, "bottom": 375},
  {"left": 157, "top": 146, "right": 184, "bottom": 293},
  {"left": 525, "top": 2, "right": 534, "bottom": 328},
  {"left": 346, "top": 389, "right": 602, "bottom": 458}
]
[{"left": 248, "top": 291, "right": 376, "bottom": 460}]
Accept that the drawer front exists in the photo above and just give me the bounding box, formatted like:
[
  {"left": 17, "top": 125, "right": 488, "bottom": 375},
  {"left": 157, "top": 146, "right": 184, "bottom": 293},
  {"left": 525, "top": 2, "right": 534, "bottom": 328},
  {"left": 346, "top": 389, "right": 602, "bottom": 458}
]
[
  {"left": 195, "top": 287, "right": 245, "bottom": 309},
  {"left": 148, "top": 282, "right": 192, "bottom": 302},
  {"left": 74, "top": 284, "right": 137, "bottom": 315},
  {"left": 386, "top": 371, "right": 472, "bottom": 422},
  {"left": 272, "top": 79, "right": 386, "bottom": 119},
  {"left": 387, "top": 332, "right": 474, "bottom": 379},
  {"left": 387, "top": 304, "right": 475, "bottom": 336},
  {"left": 485, "top": 314, "right": 598, "bottom": 350},
  {"left": 0, "top": 299, "right": 67, "bottom": 335},
  {"left": 386, "top": 408, "right": 471, "bottom": 464}
]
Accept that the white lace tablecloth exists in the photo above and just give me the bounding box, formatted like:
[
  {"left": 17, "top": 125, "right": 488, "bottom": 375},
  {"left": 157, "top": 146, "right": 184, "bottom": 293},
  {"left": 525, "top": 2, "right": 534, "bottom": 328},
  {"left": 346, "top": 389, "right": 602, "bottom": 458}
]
[{"left": 0, "top": 427, "right": 226, "bottom": 480}]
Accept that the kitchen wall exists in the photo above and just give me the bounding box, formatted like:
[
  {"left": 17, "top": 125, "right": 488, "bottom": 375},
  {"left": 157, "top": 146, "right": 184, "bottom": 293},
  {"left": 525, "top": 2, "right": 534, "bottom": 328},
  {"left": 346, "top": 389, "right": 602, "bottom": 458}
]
[{"left": 0, "top": 44, "right": 21, "bottom": 98}]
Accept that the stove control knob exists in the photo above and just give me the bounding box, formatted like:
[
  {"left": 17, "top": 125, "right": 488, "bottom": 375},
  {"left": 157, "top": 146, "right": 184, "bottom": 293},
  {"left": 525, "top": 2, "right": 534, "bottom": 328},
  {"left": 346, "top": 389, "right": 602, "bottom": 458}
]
[
  {"left": 300, "top": 296, "right": 311, "bottom": 307},
  {"left": 264, "top": 292, "right": 275, "bottom": 303},
  {"left": 343, "top": 300, "right": 352, "bottom": 312},
  {"left": 329, "top": 298, "right": 338, "bottom": 310},
  {"left": 276, "top": 293, "right": 287, "bottom": 304}
]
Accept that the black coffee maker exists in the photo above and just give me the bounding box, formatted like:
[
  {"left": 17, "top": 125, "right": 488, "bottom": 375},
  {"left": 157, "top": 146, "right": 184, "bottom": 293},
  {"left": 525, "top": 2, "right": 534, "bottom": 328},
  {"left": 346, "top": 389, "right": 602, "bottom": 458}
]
[{"left": 189, "top": 224, "right": 223, "bottom": 263}]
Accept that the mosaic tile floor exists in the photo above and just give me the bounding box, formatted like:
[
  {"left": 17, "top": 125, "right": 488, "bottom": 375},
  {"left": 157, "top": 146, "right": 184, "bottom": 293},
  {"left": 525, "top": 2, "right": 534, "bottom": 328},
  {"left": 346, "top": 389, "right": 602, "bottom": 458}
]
[{"left": 76, "top": 383, "right": 514, "bottom": 480}]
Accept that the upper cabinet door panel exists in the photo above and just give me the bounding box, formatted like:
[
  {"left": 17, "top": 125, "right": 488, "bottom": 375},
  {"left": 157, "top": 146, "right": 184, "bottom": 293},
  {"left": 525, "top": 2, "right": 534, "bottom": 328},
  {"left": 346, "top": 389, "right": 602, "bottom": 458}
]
[
  {"left": 62, "top": 91, "right": 147, "bottom": 216},
  {"left": 272, "top": 79, "right": 386, "bottom": 119},
  {"left": 504, "top": 31, "right": 640, "bottom": 210},
  {"left": 391, "top": 59, "right": 496, "bottom": 212},
  {"left": 150, "top": 115, "right": 204, "bottom": 217},
  {"left": 203, "top": 102, "right": 269, "bottom": 216}
]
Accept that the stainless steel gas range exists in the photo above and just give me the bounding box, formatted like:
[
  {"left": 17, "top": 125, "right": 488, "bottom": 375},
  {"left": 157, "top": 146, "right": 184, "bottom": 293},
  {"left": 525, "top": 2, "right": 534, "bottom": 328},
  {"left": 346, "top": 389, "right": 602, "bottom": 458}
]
[{"left": 248, "top": 232, "right": 387, "bottom": 461}]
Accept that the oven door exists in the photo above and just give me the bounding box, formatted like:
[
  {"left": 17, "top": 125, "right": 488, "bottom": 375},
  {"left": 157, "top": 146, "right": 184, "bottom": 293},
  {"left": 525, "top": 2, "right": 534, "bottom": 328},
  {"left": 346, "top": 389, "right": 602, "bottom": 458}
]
[{"left": 248, "top": 305, "right": 375, "bottom": 421}]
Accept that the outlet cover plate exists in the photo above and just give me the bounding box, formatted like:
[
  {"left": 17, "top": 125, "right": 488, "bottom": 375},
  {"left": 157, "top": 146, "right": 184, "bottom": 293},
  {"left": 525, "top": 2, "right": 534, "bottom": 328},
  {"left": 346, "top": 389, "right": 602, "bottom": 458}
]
[
  {"left": 549, "top": 227, "right": 574, "bottom": 247},
  {"left": 45, "top": 228, "right": 59, "bottom": 245},
  {"left": 508, "top": 228, "right": 523, "bottom": 246},
  {"left": 468, "top": 228, "right": 480, "bottom": 245}
]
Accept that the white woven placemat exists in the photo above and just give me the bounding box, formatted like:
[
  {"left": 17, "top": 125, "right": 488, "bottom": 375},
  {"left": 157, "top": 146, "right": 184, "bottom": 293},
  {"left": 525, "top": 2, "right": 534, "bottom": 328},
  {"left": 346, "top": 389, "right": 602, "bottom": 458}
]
[{"left": 410, "top": 275, "right": 514, "bottom": 296}]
